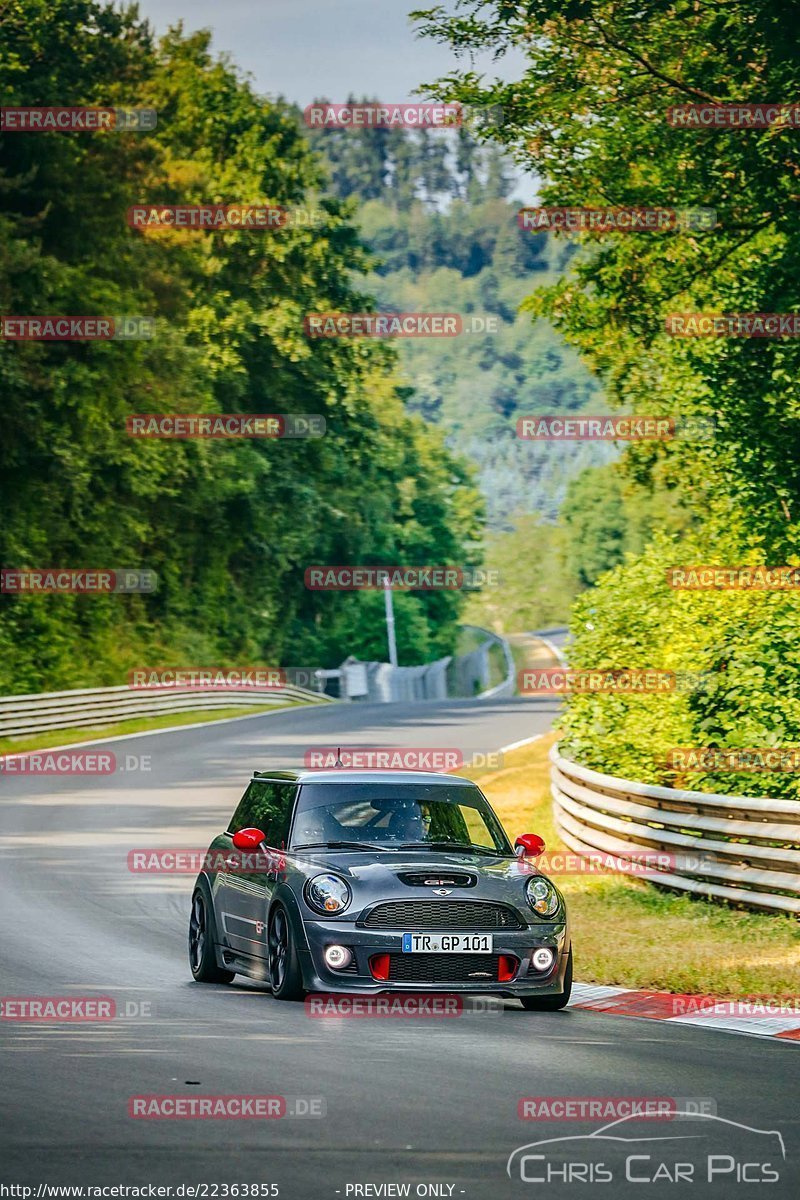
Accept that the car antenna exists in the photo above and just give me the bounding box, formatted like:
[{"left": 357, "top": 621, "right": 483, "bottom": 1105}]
[{"left": 335, "top": 747, "right": 344, "bottom": 768}]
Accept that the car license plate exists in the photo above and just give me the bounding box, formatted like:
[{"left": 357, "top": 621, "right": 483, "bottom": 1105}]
[{"left": 402, "top": 933, "right": 493, "bottom": 953}]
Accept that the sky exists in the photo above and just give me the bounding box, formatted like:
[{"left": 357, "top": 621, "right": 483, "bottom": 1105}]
[
  {"left": 131, "top": 0, "right": 535, "bottom": 197},
  {"left": 132, "top": 0, "right": 524, "bottom": 108}
]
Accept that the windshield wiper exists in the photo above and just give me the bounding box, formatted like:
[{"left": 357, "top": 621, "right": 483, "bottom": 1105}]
[
  {"left": 396, "top": 841, "right": 502, "bottom": 856},
  {"left": 293, "top": 841, "right": 389, "bottom": 853}
]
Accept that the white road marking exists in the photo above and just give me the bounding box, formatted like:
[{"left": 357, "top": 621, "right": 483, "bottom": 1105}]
[{"left": 498, "top": 734, "right": 543, "bottom": 754}]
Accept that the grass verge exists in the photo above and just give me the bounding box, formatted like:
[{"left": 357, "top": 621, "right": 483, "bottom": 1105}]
[
  {"left": 462, "top": 733, "right": 800, "bottom": 997},
  {"left": 0, "top": 702, "right": 301, "bottom": 756}
]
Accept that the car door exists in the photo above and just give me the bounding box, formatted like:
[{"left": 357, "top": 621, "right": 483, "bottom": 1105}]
[{"left": 217, "top": 780, "right": 296, "bottom": 960}]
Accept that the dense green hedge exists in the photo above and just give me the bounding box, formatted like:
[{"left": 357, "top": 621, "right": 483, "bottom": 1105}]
[{"left": 560, "top": 534, "right": 800, "bottom": 799}]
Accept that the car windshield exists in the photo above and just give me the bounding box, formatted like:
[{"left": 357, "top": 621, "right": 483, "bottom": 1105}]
[{"left": 291, "top": 782, "right": 512, "bottom": 855}]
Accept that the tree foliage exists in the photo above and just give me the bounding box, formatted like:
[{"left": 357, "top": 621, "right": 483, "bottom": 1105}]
[
  {"left": 414, "top": 0, "right": 800, "bottom": 546},
  {"left": 415, "top": 0, "right": 800, "bottom": 783},
  {"left": 0, "top": 1, "right": 482, "bottom": 692}
]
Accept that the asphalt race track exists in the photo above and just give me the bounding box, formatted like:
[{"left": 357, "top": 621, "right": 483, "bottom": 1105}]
[{"left": 1, "top": 695, "right": 797, "bottom": 1199}]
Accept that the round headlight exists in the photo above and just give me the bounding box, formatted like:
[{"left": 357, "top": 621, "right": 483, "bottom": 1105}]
[
  {"left": 306, "top": 874, "right": 351, "bottom": 915},
  {"left": 526, "top": 877, "right": 559, "bottom": 917}
]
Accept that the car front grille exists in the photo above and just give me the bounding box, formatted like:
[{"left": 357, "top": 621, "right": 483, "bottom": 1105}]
[
  {"left": 387, "top": 953, "right": 501, "bottom": 983},
  {"left": 360, "top": 900, "right": 525, "bottom": 930}
]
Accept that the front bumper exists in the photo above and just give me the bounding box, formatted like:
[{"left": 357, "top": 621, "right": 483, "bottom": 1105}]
[{"left": 297, "top": 917, "right": 570, "bottom": 996}]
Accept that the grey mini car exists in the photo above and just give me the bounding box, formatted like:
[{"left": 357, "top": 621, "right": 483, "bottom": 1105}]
[{"left": 189, "top": 769, "right": 572, "bottom": 1009}]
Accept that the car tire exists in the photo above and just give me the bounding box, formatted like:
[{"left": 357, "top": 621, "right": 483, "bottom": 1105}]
[
  {"left": 520, "top": 946, "right": 572, "bottom": 1011},
  {"left": 189, "top": 885, "right": 235, "bottom": 984},
  {"left": 268, "top": 905, "right": 305, "bottom": 1001}
]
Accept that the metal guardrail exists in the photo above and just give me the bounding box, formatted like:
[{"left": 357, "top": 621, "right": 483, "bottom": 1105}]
[
  {"left": 453, "top": 626, "right": 515, "bottom": 700},
  {"left": 550, "top": 743, "right": 800, "bottom": 915},
  {"left": 336, "top": 627, "right": 515, "bottom": 703},
  {"left": 0, "top": 682, "right": 334, "bottom": 739},
  {"left": 333, "top": 655, "right": 451, "bottom": 703},
  {"left": 475, "top": 629, "right": 515, "bottom": 699}
]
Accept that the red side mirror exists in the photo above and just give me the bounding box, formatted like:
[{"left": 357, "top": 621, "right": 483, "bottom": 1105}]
[
  {"left": 232, "top": 827, "right": 265, "bottom": 850},
  {"left": 515, "top": 833, "right": 546, "bottom": 859}
]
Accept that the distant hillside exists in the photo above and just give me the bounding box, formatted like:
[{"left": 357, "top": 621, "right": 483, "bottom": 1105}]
[{"left": 304, "top": 112, "right": 612, "bottom": 528}]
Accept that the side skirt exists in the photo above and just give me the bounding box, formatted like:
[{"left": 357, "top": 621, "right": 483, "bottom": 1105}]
[{"left": 216, "top": 945, "right": 271, "bottom": 983}]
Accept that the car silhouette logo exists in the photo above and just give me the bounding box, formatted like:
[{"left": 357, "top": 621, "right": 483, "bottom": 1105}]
[{"left": 507, "top": 1112, "right": 787, "bottom": 1181}]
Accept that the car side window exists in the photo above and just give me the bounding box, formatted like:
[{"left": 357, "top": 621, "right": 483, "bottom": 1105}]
[
  {"left": 228, "top": 784, "right": 258, "bottom": 833},
  {"left": 229, "top": 781, "right": 295, "bottom": 849}
]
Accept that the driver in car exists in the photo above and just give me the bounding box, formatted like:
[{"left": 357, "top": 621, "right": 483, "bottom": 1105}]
[{"left": 384, "top": 799, "right": 433, "bottom": 844}]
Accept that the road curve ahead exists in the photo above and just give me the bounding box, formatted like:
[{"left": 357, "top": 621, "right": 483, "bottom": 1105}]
[{"left": 1, "top": 697, "right": 797, "bottom": 1199}]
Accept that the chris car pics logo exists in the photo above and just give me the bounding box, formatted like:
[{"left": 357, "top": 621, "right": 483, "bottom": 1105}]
[{"left": 507, "top": 1112, "right": 785, "bottom": 1185}]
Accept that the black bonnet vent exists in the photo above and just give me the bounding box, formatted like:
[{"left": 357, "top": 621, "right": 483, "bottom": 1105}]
[{"left": 396, "top": 870, "right": 477, "bottom": 888}]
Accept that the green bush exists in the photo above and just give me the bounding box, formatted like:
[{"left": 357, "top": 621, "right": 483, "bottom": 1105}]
[{"left": 560, "top": 533, "right": 800, "bottom": 799}]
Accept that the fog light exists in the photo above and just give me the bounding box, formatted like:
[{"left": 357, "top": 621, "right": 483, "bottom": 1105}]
[
  {"left": 324, "top": 944, "right": 353, "bottom": 970},
  {"left": 531, "top": 947, "right": 555, "bottom": 972}
]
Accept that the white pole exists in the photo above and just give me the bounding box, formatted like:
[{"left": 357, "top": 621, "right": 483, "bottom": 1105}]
[{"left": 383, "top": 574, "right": 398, "bottom": 667}]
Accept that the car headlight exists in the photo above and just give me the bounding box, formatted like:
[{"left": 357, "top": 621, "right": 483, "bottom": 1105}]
[
  {"left": 526, "top": 876, "right": 560, "bottom": 917},
  {"left": 305, "top": 874, "right": 351, "bottom": 915}
]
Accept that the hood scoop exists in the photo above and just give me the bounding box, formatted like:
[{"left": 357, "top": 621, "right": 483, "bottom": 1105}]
[{"left": 396, "top": 870, "right": 477, "bottom": 888}]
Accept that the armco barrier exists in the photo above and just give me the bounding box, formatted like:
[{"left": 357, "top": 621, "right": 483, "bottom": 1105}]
[
  {"left": 338, "top": 627, "right": 515, "bottom": 703},
  {"left": 449, "top": 625, "right": 515, "bottom": 700},
  {"left": 335, "top": 655, "right": 451, "bottom": 703},
  {"left": 0, "top": 682, "right": 333, "bottom": 739},
  {"left": 550, "top": 743, "right": 800, "bottom": 915}
]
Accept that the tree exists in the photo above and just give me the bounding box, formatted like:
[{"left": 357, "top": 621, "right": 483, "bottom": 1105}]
[
  {"left": 413, "top": 0, "right": 800, "bottom": 553},
  {"left": 413, "top": 0, "right": 800, "bottom": 790},
  {"left": 0, "top": 2, "right": 481, "bottom": 691},
  {"left": 560, "top": 464, "right": 692, "bottom": 588}
]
